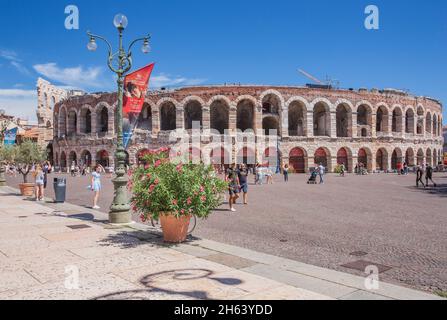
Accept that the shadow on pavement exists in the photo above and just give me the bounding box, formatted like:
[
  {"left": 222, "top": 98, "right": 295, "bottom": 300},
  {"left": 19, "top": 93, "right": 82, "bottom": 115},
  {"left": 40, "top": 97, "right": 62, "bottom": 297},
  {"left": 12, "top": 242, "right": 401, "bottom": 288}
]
[
  {"left": 406, "top": 184, "right": 447, "bottom": 198},
  {"left": 92, "top": 269, "right": 243, "bottom": 300}
]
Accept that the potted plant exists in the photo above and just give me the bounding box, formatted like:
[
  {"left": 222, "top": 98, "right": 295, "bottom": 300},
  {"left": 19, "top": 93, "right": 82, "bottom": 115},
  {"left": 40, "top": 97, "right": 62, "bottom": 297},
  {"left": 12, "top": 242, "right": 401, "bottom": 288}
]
[
  {"left": 0, "top": 145, "right": 15, "bottom": 187},
  {"left": 14, "top": 140, "right": 47, "bottom": 196},
  {"left": 130, "top": 148, "right": 227, "bottom": 243}
]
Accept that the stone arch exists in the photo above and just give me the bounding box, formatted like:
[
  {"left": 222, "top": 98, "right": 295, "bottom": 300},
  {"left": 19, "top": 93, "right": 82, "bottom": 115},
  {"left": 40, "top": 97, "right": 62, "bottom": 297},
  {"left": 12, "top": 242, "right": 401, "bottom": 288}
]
[
  {"left": 376, "top": 148, "right": 389, "bottom": 171},
  {"left": 210, "top": 98, "right": 230, "bottom": 134},
  {"left": 405, "top": 107, "right": 415, "bottom": 134},
  {"left": 391, "top": 147, "right": 403, "bottom": 170},
  {"left": 68, "top": 151, "right": 77, "bottom": 165},
  {"left": 314, "top": 147, "right": 331, "bottom": 171},
  {"left": 184, "top": 99, "right": 203, "bottom": 130},
  {"left": 313, "top": 101, "right": 331, "bottom": 137},
  {"left": 417, "top": 148, "right": 425, "bottom": 166},
  {"left": 59, "top": 106, "right": 67, "bottom": 137},
  {"left": 335, "top": 102, "right": 352, "bottom": 137},
  {"left": 337, "top": 147, "right": 352, "bottom": 172},
  {"left": 236, "top": 98, "right": 256, "bottom": 132},
  {"left": 432, "top": 114, "right": 438, "bottom": 137},
  {"left": 425, "top": 112, "right": 432, "bottom": 134},
  {"left": 261, "top": 92, "right": 282, "bottom": 136},
  {"left": 80, "top": 106, "right": 92, "bottom": 134},
  {"left": 60, "top": 151, "right": 67, "bottom": 169},
  {"left": 392, "top": 105, "right": 403, "bottom": 133},
  {"left": 159, "top": 101, "right": 177, "bottom": 131},
  {"left": 96, "top": 104, "right": 109, "bottom": 134},
  {"left": 80, "top": 150, "right": 92, "bottom": 167},
  {"left": 426, "top": 148, "right": 432, "bottom": 166},
  {"left": 289, "top": 147, "right": 307, "bottom": 173},
  {"left": 137, "top": 102, "right": 153, "bottom": 131},
  {"left": 358, "top": 147, "right": 372, "bottom": 172},
  {"left": 67, "top": 109, "right": 77, "bottom": 136},
  {"left": 356, "top": 103, "right": 373, "bottom": 137},
  {"left": 96, "top": 150, "right": 110, "bottom": 168},
  {"left": 376, "top": 105, "right": 389, "bottom": 133},
  {"left": 405, "top": 148, "right": 415, "bottom": 166},
  {"left": 417, "top": 106, "right": 425, "bottom": 134},
  {"left": 259, "top": 89, "right": 285, "bottom": 108},
  {"left": 288, "top": 99, "right": 307, "bottom": 136}
]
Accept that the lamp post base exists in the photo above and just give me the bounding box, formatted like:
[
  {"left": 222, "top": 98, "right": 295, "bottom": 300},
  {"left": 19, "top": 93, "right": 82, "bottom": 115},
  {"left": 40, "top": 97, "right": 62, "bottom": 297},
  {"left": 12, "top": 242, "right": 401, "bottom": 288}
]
[
  {"left": 0, "top": 166, "right": 6, "bottom": 187},
  {"left": 109, "top": 211, "right": 132, "bottom": 225}
]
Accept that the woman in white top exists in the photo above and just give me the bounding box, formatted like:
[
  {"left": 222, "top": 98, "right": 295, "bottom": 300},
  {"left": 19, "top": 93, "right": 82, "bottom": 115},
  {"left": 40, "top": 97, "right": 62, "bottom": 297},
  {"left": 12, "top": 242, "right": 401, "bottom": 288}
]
[{"left": 91, "top": 164, "right": 104, "bottom": 209}]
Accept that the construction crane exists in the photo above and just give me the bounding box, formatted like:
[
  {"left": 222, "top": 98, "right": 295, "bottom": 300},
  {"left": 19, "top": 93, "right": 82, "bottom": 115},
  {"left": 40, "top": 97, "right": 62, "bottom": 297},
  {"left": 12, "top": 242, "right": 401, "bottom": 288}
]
[
  {"left": 298, "top": 69, "right": 340, "bottom": 89},
  {"left": 298, "top": 69, "right": 324, "bottom": 85}
]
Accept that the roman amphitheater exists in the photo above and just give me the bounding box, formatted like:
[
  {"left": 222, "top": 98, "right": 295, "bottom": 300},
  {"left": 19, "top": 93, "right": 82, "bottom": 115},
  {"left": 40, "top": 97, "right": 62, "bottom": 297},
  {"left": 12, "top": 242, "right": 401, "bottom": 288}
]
[{"left": 50, "top": 85, "right": 444, "bottom": 173}]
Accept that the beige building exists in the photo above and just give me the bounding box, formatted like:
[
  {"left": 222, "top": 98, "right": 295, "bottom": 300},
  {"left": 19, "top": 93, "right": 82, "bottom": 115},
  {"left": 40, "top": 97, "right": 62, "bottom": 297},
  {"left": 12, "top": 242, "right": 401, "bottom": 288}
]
[{"left": 51, "top": 85, "right": 444, "bottom": 173}]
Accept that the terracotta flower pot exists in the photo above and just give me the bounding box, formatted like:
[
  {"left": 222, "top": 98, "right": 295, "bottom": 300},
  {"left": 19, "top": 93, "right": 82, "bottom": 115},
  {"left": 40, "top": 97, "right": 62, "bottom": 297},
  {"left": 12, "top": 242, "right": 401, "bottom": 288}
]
[
  {"left": 19, "top": 183, "right": 35, "bottom": 197},
  {"left": 159, "top": 213, "right": 191, "bottom": 243}
]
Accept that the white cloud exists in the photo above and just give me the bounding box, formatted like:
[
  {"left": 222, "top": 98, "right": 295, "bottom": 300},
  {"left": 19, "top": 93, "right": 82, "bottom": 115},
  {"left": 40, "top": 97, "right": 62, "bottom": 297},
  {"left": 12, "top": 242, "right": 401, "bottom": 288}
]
[
  {"left": 150, "top": 73, "right": 206, "bottom": 88},
  {"left": 0, "top": 89, "right": 36, "bottom": 98},
  {"left": 10, "top": 61, "right": 31, "bottom": 75},
  {"left": 0, "top": 49, "right": 31, "bottom": 76},
  {"left": 33, "top": 63, "right": 105, "bottom": 89},
  {"left": 0, "top": 49, "right": 20, "bottom": 62}
]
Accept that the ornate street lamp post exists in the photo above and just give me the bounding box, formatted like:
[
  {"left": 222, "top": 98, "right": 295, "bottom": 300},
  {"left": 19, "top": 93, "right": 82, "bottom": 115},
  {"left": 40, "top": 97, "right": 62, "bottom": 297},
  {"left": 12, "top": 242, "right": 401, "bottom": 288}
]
[{"left": 87, "top": 14, "right": 151, "bottom": 224}]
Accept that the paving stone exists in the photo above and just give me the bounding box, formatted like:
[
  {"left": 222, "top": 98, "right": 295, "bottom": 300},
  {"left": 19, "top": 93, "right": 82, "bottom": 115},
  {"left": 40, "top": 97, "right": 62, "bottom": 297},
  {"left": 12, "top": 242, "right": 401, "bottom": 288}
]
[
  {"left": 340, "top": 290, "right": 394, "bottom": 300},
  {"left": 238, "top": 285, "right": 333, "bottom": 300},
  {"left": 203, "top": 253, "right": 258, "bottom": 269},
  {"left": 0, "top": 270, "right": 41, "bottom": 293},
  {"left": 242, "top": 264, "right": 358, "bottom": 299}
]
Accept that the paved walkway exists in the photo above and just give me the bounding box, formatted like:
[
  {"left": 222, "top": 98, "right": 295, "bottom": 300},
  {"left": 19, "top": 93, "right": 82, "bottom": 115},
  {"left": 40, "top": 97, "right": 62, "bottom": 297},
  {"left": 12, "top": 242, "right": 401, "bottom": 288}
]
[{"left": 0, "top": 186, "right": 442, "bottom": 300}]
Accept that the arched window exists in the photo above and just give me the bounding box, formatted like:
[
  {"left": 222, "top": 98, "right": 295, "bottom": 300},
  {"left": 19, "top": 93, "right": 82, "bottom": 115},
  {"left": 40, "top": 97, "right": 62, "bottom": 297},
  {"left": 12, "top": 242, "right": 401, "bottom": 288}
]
[
  {"left": 336, "top": 104, "right": 351, "bottom": 137},
  {"left": 98, "top": 107, "right": 109, "bottom": 133},
  {"left": 236, "top": 99, "right": 255, "bottom": 132},
  {"left": 184, "top": 101, "right": 203, "bottom": 130},
  {"left": 376, "top": 106, "right": 388, "bottom": 133},
  {"left": 288, "top": 101, "right": 306, "bottom": 136},
  {"left": 392, "top": 108, "right": 403, "bottom": 133},
  {"left": 405, "top": 109, "right": 415, "bottom": 134},
  {"left": 357, "top": 104, "right": 372, "bottom": 137},
  {"left": 313, "top": 102, "right": 331, "bottom": 137},
  {"left": 210, "top": 100, "right": 229, "bottom": 134},
  {"left": 160, "top": 102, "right": 176, "bottom": 131}
]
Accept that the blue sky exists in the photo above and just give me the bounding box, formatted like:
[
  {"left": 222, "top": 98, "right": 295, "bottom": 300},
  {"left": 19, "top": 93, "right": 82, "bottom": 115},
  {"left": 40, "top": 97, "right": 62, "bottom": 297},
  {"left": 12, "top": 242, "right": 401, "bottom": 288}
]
[{"left": 0, "top": 0, "right": 446, "bottom": 122}]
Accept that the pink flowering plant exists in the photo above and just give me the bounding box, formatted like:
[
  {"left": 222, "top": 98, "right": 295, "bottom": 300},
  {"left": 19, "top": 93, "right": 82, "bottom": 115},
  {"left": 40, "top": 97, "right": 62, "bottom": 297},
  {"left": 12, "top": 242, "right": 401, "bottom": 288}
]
[{"left": 129, "top": 148, "right": 227, "bottom": 221}]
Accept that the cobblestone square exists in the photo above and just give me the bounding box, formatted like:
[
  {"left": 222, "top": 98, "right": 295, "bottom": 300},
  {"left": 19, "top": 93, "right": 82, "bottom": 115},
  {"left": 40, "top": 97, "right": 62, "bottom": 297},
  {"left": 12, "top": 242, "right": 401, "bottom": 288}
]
[{"left": 6, "top": 171, "right": 446, "bottom": 294}]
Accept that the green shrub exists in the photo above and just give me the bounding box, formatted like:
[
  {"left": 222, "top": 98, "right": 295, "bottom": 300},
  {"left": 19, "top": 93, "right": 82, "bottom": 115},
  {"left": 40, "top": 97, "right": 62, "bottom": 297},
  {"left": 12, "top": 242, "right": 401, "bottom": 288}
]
[{"left": 129, "top": 148, "right": 227, "bottom": 222}]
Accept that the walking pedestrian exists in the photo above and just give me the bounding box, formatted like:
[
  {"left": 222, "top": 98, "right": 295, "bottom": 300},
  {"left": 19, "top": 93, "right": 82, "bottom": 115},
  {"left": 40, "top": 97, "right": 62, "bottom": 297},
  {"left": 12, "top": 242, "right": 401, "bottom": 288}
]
[
  {"left": 43, "top": 161, "right": 51, "bottom": 189},
  {"left": 425, "top": 164, "right": 437, "bottom": 187},
  {"left": 318, "top": 163, "right": 325, "bottom": 184},
  {"left": 70, "top": 162, "right": 76, "bottom": 177},
  {"left": 283, "top": 164, "right": 289, "bottom": 182},
  {"left": 91, "top": 164, "right": 104, "bottom": 209},
  {"left": 238, "top": 164, "right": 249, "bottom": 205},
  {"left": 226, "top": 163, "right": 240, "bottom": 212},
  {"left": 416, "top": 165, "right": 425, "bottom": 188},
  {"left": 339, "top": 163, "right": 346, "bottom": 177},
  {"left": 33, "top": 164, "right": 45, "bottom": 202}
]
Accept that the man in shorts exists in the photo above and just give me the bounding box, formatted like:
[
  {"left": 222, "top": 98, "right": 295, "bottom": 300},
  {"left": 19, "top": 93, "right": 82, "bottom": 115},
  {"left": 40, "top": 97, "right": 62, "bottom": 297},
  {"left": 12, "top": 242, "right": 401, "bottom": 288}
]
[
  {"left": 238, "top": 164, "right": 249, "bottom": 205},
  {"left": 226, "top": 163, "right": 240, "bottom": 212}
]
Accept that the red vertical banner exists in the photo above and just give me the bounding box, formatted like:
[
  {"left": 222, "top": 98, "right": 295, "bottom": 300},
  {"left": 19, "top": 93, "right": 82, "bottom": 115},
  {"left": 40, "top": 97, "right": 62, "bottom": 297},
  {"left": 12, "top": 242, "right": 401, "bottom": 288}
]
[{"left": 123, "top": 63, "right": 155, "bottom": 148}]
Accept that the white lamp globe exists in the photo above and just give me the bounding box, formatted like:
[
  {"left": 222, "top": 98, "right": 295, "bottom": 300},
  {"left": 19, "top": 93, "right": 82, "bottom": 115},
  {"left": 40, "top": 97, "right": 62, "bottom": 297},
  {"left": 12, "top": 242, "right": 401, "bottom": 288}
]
[
  {"left": 87, "top": 39, "right": 97, "bottom": 51},
  {"left": 113, "top": 14, "right": 128, "bottom": 29}
]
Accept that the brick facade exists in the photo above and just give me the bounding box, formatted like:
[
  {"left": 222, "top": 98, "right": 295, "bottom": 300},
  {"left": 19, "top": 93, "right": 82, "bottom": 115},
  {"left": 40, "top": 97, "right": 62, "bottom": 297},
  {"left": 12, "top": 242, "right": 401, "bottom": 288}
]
[{"left": 52, "top": 85, "right": 444, "bottom": 173}]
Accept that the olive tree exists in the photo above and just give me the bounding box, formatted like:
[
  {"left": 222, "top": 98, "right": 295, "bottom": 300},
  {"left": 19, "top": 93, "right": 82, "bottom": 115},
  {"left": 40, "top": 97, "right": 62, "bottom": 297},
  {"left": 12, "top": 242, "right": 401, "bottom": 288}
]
[{"left": 14, "top": 140, "right": 47, "bottom": 183}]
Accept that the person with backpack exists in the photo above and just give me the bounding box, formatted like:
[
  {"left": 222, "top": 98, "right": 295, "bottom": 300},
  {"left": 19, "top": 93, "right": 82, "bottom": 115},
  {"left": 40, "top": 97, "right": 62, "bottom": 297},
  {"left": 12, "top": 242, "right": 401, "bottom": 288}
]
[{"left": 425, "top": 164, "right": 437, "bottom": 187}]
